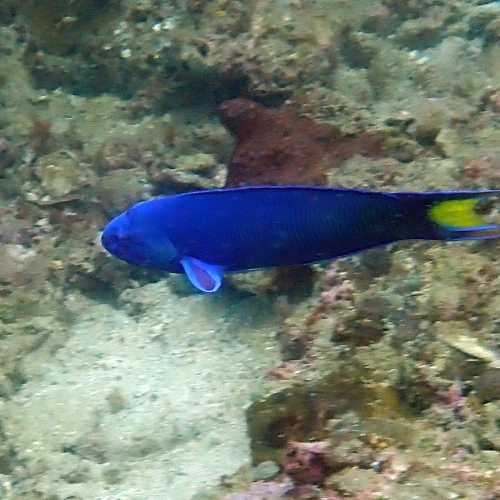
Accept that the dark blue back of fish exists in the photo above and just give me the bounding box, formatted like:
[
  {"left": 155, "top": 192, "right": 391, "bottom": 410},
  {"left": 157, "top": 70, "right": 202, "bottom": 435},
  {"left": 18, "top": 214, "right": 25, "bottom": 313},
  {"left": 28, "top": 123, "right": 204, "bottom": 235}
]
[{"left": 156, "top": 188, "right": 430, "bottom": 271}]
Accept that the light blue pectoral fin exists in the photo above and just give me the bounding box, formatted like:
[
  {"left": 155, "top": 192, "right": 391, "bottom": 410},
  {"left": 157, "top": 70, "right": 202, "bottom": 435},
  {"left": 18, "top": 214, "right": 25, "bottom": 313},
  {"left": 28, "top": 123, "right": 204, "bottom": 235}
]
[{"left": 180, "top": 256, "right": 223, "bottom": 293}]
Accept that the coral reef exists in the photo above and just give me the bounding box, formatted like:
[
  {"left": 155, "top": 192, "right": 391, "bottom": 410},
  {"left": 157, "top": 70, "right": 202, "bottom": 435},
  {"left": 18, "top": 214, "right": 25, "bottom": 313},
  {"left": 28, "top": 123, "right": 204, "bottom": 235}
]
[
  {"left": 224, "top": 352, "right": 500, "bottom": 499},
  {"left": 0, "top": 0, "right": 500, "bottom": 498}
]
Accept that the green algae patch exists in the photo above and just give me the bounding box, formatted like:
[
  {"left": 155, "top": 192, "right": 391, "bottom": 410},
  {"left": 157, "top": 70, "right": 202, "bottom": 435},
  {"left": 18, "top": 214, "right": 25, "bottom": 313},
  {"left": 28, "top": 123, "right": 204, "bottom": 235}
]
[
  {"left": 246, "top": 362, "right": 410, "bottom": 465},
  {"left": 19, "top": 0, "right": 122, "bottom": 55}
]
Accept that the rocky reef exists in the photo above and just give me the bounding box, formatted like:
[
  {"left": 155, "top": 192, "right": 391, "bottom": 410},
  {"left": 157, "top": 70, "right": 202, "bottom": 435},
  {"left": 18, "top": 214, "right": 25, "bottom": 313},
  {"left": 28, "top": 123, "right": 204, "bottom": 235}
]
[
  {"left": 219, "top": 97, "right": 386, "bottom": 187},
  {"left": 0, "top": 0, "right": 499, "bottom": 499}
]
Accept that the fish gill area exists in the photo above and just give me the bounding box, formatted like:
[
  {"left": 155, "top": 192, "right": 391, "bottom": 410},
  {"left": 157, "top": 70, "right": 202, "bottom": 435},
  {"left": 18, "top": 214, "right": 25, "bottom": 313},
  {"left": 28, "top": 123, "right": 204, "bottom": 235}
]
[{"left": 0, "top": 1, "right": 499, "bottom": 499}]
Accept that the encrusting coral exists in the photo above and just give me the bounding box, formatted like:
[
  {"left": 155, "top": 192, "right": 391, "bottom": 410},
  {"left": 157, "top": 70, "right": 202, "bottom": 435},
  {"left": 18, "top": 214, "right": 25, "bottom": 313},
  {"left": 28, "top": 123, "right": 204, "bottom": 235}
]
[{"left": 219, "top": 98, "right": 387, "bottom": 187}]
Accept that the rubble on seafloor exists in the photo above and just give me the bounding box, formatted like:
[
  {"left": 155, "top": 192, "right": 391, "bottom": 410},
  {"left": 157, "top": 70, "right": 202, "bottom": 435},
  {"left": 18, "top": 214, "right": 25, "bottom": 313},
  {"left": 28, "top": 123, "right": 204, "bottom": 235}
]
[
  {"left": 0, "top": 0, "right": 499, "bottom": 498},
  {"left": 208, "top": 241, "right": 500, "bottom": 498}
]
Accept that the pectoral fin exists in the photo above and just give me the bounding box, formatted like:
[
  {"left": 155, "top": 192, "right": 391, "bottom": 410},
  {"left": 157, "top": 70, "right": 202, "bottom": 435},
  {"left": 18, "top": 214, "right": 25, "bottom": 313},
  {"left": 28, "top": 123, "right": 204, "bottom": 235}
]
[{"left": 180, "top": 256, "right": 223, "bottom": 293}]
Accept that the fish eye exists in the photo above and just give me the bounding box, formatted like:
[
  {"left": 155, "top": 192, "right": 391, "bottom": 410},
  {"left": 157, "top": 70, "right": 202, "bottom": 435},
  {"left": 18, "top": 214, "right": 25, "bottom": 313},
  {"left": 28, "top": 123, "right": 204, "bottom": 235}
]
[{"left": 108, "top": 231, "right": 131, "bottom": 245}]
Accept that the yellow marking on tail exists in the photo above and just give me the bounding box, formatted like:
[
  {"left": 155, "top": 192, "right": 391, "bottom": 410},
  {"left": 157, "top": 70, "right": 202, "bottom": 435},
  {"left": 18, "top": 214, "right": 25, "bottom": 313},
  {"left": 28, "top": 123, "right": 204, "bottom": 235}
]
[{"left": 428, "top": 199, "right": 485, "bottom": 228}]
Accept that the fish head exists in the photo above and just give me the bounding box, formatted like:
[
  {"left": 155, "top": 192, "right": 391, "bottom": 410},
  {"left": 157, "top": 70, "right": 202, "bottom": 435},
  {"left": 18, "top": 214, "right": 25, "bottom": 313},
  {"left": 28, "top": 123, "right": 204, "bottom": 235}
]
[{"left": 101, "top": 205, "right": 177, "bottom": 269}]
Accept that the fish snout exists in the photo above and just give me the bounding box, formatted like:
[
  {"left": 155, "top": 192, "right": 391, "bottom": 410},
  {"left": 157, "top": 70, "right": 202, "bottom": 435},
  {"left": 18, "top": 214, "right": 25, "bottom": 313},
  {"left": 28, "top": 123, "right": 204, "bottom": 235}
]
[
  {"left": 101, "top": 213, "right": 133, "bottom": 255},
  {"left": 101, "top": 229, "right": 120, "bottom": 255}
]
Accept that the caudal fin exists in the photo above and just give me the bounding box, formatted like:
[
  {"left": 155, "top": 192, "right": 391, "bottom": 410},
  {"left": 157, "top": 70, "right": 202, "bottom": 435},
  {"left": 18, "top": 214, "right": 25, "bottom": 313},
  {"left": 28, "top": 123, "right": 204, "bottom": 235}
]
[
  {"left": 426, "top": 190, "right": 500, "bottom": 240},
  {"left": 390, "top": 189, "right": 500, "bottom": 241}
]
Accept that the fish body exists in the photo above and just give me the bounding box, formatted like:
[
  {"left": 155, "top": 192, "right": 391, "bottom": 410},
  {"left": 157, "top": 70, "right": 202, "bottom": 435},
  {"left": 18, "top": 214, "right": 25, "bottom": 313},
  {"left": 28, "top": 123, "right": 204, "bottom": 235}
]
[{"left": 101, "top": 186, "right": 500, "bottom": 292}]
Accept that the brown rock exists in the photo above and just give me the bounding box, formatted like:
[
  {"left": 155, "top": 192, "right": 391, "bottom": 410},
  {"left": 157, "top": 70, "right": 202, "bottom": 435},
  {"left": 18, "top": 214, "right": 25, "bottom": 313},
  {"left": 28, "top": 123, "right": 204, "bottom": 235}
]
[{"left": 219, "top": 98, "right": 386, "bottom": 187}]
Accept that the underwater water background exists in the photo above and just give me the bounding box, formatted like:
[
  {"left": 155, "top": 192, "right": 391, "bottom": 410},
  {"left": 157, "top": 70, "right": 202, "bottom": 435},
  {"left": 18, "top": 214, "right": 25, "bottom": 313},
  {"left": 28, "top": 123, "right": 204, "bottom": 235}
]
[{"left": 0, "top": 0, "right": 500, "bottom": 499}]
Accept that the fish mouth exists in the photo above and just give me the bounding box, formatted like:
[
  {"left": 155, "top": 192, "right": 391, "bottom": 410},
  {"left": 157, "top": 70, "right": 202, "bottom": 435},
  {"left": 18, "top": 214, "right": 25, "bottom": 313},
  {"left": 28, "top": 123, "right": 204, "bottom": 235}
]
[
  {"left": 101, "top": 228, "right": 152, "bottom": 266},
  {"left": 100, "top": 229, "right": 117, "bottom": 255},
  {"left": 96, "top": 231, "right": 108, "bottom": 254},
  {"left": 101, "top": 213, "right": 131, "bottom": 255}
]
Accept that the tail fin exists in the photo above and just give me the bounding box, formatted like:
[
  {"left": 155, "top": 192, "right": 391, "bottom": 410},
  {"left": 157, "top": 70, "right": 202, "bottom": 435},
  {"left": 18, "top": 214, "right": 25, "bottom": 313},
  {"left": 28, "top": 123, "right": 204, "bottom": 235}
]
[{"left": 392, "top": 189, "right": 500, "bottom": 241}]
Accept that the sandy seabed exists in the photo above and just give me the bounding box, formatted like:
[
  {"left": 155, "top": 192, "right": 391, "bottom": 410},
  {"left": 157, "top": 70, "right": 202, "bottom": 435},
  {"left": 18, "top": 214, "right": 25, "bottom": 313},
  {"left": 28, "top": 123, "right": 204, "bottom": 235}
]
[{"left": 2, "top": 282, "right": 280, "bottom": 500}]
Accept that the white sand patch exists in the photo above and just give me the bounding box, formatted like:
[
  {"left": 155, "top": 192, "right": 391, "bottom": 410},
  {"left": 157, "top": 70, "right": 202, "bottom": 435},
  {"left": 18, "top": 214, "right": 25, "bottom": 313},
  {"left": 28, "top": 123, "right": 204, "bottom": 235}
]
[{"left": 2, "top": 282, "right": 280, "bottom": 500}]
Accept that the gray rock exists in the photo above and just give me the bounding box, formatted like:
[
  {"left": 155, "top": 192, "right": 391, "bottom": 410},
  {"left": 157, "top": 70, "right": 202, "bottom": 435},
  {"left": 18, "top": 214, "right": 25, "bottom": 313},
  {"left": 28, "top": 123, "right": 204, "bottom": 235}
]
[{"left": 252, "top": 460, "right": 281, "bottom": 481}]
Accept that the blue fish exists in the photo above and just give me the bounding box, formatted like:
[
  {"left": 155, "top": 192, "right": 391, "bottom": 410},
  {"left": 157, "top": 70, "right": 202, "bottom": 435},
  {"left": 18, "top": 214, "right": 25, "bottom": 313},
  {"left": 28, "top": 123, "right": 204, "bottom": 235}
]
[{"left": 101, "top": 186, "right": 500, "bottom": 293}]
